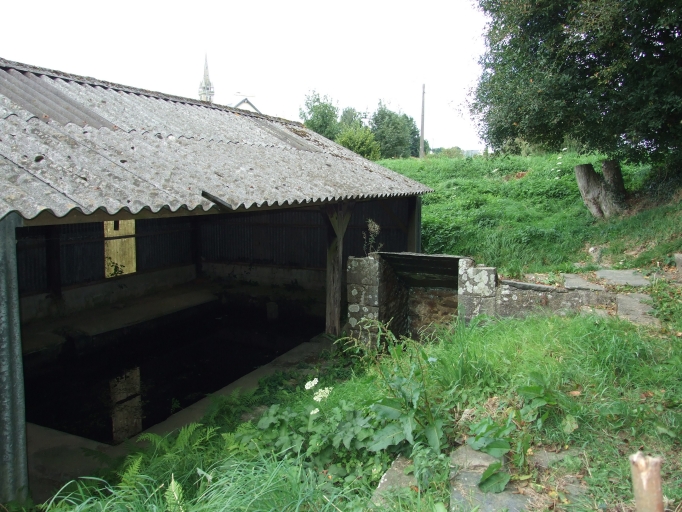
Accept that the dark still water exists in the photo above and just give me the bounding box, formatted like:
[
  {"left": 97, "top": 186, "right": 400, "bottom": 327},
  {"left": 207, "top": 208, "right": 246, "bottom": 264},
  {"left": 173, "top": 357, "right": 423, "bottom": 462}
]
[{"left": 23, "top": 298, "right": 324, "bottom": 444}]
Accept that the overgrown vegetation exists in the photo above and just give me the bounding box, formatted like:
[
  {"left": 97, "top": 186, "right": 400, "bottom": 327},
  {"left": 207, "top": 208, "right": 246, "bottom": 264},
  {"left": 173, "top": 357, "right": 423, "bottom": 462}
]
[
  {"left": 40, "top": 306, "right": 682, "bottom": 510},
  {"left": 380, "top": 153, "right": 682, "bottom": 276},
  {"left": 22, "top": 154, "right": 682, "bottom": 511}
]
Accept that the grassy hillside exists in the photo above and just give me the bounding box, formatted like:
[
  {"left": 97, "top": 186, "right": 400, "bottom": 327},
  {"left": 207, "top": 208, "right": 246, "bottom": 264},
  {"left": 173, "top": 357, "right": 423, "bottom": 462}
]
[
  {"left": 28, "top": 153, "right": 682, "bottom": 512},
  {"left": 379, "top": 154, "right": 682, "bottom": 276}
]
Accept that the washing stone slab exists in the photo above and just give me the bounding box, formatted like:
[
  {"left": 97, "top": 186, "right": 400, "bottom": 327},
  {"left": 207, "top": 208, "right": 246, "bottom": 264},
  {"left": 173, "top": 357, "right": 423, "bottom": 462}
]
[
  {"left": 595, "top": 269, "right": 649, "bottom": 287},
  {"left": 617, "top": 293, "right": 660, "bottom": 326},
  {"left": 561, "top": 274, "right": 605, "bottom": 291}
]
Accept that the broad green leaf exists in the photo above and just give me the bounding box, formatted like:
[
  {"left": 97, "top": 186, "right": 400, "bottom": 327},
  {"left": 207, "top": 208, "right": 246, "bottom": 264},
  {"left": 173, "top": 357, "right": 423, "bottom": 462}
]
[
  {"left": 368, "top": 424, "right": 406, "bottom": 452},
  {"left": 528, "top": 371, "right": 547, "bottom": 388},
  {"left": 400, "top": 412, "right": 417, "bottom": 444},
  {"left": 479, "top": 462, "right": 511, "bottom": 493},
  {"left": 530, "top": 398, "right": 548, "bottom": 409},
  {"left": 425, "top": 423, "right": 442, "bottom": 452},
  {"left": 434, "top": 503, "right": 448, "bottom": 512},
  {"left": 371, "top": 398, "right": 404, "bottom": 420},
  {"left": 480, "top": 439, "right": 511, "bottom": 458},
  {"left": 561, "top": 414, "right": 579, "bottom": 434},
  {"left": 517, "top": 385, "right": 544, "bottom": 399},
  {"left": 655, "top": 424, "right": 676, "bottom": 438},
  {"left": 479, "top": 461, "right": 501, "bottom": 482}
]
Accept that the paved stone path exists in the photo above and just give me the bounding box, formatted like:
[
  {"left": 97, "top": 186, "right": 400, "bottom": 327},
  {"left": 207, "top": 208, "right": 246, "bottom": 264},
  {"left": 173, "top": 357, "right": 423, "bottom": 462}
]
[
  {"left": 616, "top": 293, "right": 660, "bottom": 327},
  {"left": 595, "top": 269, "right": 650, "bottom": 287},
  {"left": 374, "top": 445, "right": 587, "bottom": 512},
  {"left": 561, "top": 273, "right": 605, "bottom": 291},
  {"left": 561, "top": 271, "right": 661, "bottom": 326}
]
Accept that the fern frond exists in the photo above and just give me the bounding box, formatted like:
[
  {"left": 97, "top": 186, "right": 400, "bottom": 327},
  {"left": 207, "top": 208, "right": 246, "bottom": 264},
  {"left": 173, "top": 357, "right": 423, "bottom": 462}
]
[
  {"left": 120, "top": 455, "right": 143, "bottom": 488},
  {"left": 174, "top": 423, "right": 201, "bottom": 451},
  {"left": 164, "top": 474, "right": 185, "bottom": 512}
]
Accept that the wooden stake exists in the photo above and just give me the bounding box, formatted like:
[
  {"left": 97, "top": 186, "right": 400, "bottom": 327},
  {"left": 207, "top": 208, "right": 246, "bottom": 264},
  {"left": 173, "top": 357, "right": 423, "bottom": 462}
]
[
  {"left": 419, "top": 84, "right": 425, "bottom": 159},
  {"left": 630, "top": 451, "right": 664, "bottom": 512},
  {"left": 324, "top": 202, "right": 353, "bottom": 336}
]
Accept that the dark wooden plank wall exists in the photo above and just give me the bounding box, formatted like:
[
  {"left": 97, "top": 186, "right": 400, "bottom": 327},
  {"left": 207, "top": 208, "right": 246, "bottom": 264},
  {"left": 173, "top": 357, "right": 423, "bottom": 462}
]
[{"left": 15, "top": 198, "right": 410, "bottom": 295}]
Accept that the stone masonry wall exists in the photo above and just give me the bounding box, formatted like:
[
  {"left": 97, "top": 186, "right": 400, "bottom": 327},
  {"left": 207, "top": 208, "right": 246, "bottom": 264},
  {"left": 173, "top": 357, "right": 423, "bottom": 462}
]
[
  {"left": 346, "top": 255, "right": 408, "bottom": 340},
  {"left": 408, "top": 288, "right": 458, "bottom": 339},
  {"left": 347, "top": 255, "right": 616, "bottom": 340}
]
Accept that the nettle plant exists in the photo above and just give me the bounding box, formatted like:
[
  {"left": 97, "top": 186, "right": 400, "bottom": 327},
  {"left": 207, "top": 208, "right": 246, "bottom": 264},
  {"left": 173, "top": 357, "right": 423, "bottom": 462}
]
[{"left": 246, "top": 376, "right": 391, "bottom": 484}]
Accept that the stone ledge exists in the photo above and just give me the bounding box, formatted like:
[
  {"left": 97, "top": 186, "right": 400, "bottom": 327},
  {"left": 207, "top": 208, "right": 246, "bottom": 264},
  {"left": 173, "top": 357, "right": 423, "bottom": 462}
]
[{"left": 500, "top": 279, "right": 566, "bottom": 293}]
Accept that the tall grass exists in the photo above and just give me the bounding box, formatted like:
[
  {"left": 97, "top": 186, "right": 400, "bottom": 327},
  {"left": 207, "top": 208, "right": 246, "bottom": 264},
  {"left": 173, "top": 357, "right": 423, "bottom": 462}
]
[
  {"left": 44, "top": 451, "right": 371, "bottom": 512},
  {"left": 380, "top": 154, "right": 682, "bottom": 275}
]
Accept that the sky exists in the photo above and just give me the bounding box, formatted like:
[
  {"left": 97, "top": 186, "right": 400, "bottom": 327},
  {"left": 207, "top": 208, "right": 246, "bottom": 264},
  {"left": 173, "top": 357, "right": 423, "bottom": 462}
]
[{"left": 1, "top": 0, "right": 488, "bottom": 150}]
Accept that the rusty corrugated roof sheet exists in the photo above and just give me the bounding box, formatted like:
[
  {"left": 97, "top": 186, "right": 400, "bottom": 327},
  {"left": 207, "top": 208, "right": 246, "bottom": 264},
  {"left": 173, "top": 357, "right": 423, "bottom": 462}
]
[{"left": 0, "top": 57, "right": 431, "bottom": 221}]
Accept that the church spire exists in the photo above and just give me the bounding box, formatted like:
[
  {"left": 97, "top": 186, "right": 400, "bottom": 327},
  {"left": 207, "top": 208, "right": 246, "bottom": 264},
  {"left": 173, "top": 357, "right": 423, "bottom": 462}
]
[{"left": 198, "top": 55, "right": 214, "bottom": 103}]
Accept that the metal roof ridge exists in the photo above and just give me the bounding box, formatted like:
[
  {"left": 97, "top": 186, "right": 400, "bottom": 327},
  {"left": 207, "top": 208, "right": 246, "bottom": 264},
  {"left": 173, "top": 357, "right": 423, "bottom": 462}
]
[{"left": 0, "top": 57, "right": 303, "bottom": 128}]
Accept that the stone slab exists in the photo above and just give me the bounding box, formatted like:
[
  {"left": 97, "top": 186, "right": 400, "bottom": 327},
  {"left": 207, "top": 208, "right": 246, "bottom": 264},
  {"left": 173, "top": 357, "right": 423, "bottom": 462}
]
[
  {"left": 596, "top": 269, "right": 649, "bottom": 287},
  {"left": 562, "top": 274, "right": 605, "bottom": 291},
  {"left": 450, "top": 471, "right": 529, "bottom": 512},
  {"left": 372, "top": 455, "right": 417, "bottom": 505},
  {"left": 676, "top": 253, "right": 682, "bottom": 273},
  {"left": 617, "top": 293, "right": 660, "bottom": 326},
  {"left": 450, "top": 444, "right": 500, "bottom": 471},
  {"left": 460, "top": 267, "right": 497, "bottom": 297},
  {"left": 346, "top": 257, "right": 380, "bottom": 285},
  {"left": 529, "top": 447, "right": 579, "bottom": 469}
]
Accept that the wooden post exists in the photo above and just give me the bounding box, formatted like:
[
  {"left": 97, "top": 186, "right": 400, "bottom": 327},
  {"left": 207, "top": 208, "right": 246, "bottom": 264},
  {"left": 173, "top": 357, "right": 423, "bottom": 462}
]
[
  {"left": 406, "top": 196, "right": 422, "bottom": 253},
  {"left": 190, "top": 217, "right": 203, "bottom": 277},
  {"left": 629, "top": 452, "right": 664, "bottom": 512},
  {"left": 45, "top": 225, "right": 62, "bottom": 298},
  {"left": 324, "top": 202, "right": 353, "bottom": 337},
  {"left": 420, "top": 84, "right": 425, "bottom": 159}
]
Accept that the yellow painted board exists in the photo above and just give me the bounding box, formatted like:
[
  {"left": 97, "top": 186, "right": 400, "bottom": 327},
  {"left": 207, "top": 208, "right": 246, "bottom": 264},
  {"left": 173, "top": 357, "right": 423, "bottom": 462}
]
[{"left": 104, "top": 220, "right": 136, "bottom": 277}]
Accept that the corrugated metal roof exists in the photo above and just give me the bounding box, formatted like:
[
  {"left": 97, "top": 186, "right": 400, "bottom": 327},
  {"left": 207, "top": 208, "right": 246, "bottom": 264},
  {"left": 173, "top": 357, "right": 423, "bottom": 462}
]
[{"left": 0, "top": 57, "right": 431, "bottom": 221}]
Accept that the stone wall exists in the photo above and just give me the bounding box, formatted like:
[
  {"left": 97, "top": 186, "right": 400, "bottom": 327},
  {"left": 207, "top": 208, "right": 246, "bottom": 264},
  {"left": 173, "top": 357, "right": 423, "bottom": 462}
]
[
  {"left": 408, "top": 288, "right": 458, "bottom": 337},
  {"left": 346, "top": 254, "right": 617, "bottom": 340}
]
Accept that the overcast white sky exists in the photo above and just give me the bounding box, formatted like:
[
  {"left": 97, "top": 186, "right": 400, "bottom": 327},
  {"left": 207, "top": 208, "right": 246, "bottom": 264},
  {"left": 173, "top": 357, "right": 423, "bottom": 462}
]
[{"left": 2, "top": 0, "right": 488, "bottom": 150}]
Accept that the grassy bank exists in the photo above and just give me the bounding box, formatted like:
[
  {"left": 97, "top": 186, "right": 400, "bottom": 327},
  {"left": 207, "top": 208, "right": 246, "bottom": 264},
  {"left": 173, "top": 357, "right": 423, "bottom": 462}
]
[
  {"left": 379, "top": 154, "right": 682, "bottom": 276},
  {"left": 23, "top": 154, "right": 682, "bottom": 511},
  {"left": 41, "top": 308, "right": 682, "bottom": 511}
]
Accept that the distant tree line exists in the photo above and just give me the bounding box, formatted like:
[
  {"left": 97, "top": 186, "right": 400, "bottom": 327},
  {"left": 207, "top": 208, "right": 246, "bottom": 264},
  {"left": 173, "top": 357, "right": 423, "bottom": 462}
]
[{"left": 299, "top": 92, "right": 429, "bottom": 160}]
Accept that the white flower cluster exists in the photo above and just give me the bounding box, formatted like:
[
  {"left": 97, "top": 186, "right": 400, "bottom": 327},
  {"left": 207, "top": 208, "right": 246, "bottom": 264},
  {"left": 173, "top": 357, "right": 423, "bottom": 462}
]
[
  {"left": 310, "top": 408, "right": 319, "bottom": 415},
  {"left": 304, "top": 378, "right": 318, "bottom": 390},
  {"left": 313, "top": 387, "right": 333, "bottom": 402}
]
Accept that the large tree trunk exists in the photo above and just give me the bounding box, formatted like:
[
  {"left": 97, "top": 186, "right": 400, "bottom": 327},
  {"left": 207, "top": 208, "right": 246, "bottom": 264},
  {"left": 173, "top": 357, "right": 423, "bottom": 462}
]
[
  {"left": 602, "top": 160, "right": 627, "bottom": 200},
  {"left": 574, "top": 162, "right": 625, "bottom": 218}
]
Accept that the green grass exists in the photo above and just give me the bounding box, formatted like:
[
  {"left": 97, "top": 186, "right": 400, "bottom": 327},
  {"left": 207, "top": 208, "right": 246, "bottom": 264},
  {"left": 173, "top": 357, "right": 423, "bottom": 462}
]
[
  {"left": 24, "top": 152, "right": 682, "bottom": 511},
  {"left": 379, "top": 153, "right": 682, "bottom": 276},
  {"left": 39, "top": 308, "right": 682, "bottom": 511}
]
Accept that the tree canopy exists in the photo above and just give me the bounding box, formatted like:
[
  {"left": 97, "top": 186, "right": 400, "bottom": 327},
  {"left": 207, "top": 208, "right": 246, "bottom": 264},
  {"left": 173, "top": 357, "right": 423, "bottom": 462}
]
[
  {"left": 299, "top": 94, "right": 429, "bottom": 160},
  {"left": 471, "top": 0, "right": 682, "bottom": 169},
  {"left": 299, "top": 91, "right": 340, "bottom": 141},
  {"left": 336, "top": 125, "right": 381, "bottom": 161}
]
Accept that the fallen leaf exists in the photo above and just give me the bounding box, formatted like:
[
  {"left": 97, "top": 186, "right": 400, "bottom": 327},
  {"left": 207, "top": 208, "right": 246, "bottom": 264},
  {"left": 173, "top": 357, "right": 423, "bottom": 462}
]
[
  {"left": 568, "top": 390, "right": 581, "bottom": 397},
  {"left": 676, "top": 332, "right": 682, "bottom": 337}
]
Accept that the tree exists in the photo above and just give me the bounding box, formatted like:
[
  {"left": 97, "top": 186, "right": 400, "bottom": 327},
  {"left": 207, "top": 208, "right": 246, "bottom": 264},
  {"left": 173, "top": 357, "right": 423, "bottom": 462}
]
[
  {"left": 336, "top": 126, "right": 381, "bottom": 161},
  {"left": 299, "top": 91, "right": 340, "bottom": 141},
  {"left": 471, "top": 0, "right": 682, "bottom": 216},
  {"left": 370, "top": 102, "right": 413, "bottom": 159},
  {"left": 339, "top": 107, "right": 364, "bottom": 131}
]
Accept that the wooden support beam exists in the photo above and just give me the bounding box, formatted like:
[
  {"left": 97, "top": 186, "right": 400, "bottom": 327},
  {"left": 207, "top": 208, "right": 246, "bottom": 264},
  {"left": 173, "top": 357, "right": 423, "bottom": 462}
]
[
  {"left": 406, "top": 196, "right": 422, "bottom": 253},
  {"left": 324, "top": 202, "right": 354, "bottom": 337},
  {"left": 45, "top": 225, "right": 62, "bottom": 298},
  {"left": 190, "top": 217, "right": 203, "bottom": 277}
]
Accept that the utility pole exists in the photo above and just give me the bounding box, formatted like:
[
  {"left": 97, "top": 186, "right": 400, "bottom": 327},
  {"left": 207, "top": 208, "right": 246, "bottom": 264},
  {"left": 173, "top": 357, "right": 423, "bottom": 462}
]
[{"left": 419, "top": 84, "right": 425, "bottom": 158}]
